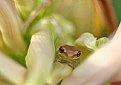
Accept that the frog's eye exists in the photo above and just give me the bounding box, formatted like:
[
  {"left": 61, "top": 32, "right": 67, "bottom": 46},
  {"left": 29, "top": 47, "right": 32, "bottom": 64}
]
[
  {"left": 77, "top": 51, "right": 81, "bottom": 57},
  {"left": 59, "top": 46, "right": 65, "bottom": 53}
]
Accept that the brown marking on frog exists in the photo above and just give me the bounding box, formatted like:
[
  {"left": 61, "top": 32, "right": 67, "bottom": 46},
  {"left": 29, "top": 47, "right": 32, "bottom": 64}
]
[{"left": 59, "top": 45, "right": 81, "bottom": 58}]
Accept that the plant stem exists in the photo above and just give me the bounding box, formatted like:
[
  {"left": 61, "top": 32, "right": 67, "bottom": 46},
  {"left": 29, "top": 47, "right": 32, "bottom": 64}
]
[{"left": 22, "top": 0, "right": 50, "bottom": 31}]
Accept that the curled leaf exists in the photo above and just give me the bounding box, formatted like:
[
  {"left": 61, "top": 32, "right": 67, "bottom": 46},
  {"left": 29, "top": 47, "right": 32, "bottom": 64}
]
[
  {"left": 96, "top": 37, "right": 109, "bottom": 47},
  {"left": 75, "top": 33, "right": 97, "bottom": 50}
]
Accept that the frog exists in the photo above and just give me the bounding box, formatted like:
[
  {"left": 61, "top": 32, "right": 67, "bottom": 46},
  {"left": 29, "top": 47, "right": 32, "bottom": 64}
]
[{"left": 55, "top": 44, "right": 81, "bottom": 69}]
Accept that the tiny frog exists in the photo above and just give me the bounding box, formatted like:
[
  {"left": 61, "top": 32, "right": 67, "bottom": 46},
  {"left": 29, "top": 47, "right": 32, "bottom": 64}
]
[{"left": 55, "top": 45, "right": 81, "bottom": 68}]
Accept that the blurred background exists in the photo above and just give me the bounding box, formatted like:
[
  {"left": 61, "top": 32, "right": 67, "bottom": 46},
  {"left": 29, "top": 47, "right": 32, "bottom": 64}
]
[{"left": 51, "top": 0, "right": 121, "bottom": 39}]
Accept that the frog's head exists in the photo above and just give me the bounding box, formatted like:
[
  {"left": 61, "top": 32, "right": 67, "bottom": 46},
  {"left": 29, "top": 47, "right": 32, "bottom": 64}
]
[
  {"left": 59, "top": 45, "right": 81, "bottom": 59},
  {"left": 56, "top": 45, "right": 81, "bottom": 68}
]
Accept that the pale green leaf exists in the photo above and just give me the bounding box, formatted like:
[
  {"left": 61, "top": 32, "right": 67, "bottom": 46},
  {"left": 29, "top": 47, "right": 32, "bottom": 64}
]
[
  {"left": 24, "top": 30, "right": 55, "bottom": 85},
  {"left": 96, "top": 37, "right": 109, "bottom": 47},
  {"left": 75, "top": 33, "right": 97, "bottom": 50}
]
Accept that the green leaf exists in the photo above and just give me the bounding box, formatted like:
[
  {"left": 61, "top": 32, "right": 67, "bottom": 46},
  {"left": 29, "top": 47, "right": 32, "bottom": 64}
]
[
  {"left": 75, "top": 33, "right": 97, "bottom": 50},
  {"left": 96, "top": 37, "right": 109, "bottom": 47},
  {"left": 24, "top": 30, "right": 55, "bottom": 85}
]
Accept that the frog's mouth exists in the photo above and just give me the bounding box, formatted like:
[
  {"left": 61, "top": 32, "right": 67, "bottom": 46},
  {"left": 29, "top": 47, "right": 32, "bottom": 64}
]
[{"left": 55, "top": 52, "right": 80, "bottom": 69}]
